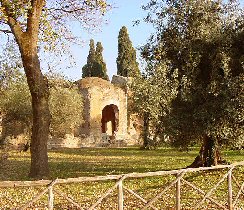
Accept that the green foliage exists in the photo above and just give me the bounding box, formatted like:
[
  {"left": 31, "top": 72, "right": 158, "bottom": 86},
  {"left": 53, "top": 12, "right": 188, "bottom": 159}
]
[
  {"left": 130, "top": 63, "right": 179, "bottom": 148},
  {"left": 95, "top": 42, "right": 109, "bottom": 80},
  {"left": 82, "top": 39, "right": 96, "bottom": 78},
  {"left": 0, "top": 46, "right": 32, "bottom": 140},
  {"left": 131, "top": 64, "right": 178, "bottom": 121},
  {"left": 0, "top": 42, "right": 23, "bottom": 91},
  {"left": 0, "top": 72, "right": 32, "bottom": 133},
  {"left": 1, "top": 72, "right": 83, "bottom": 139},
  {"left": 1, "top": 77, "right": 31, "bottom": 122},
  {"left": 82, "top": 39, "right": 109, "bottom": 80},
  {"left": 140, "top": 0, "right": 244, "bottom": 148},
  {"left": 49, "top": 77, "right": 83, "bottom": 137},
  {"left": 116, "top": 26, "right": 140, "bottom": 77}
]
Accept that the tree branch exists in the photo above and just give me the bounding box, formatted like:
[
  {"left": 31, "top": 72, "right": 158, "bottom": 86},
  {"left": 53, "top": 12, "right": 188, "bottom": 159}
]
[
  {"left": 0, "top": 28, "right": 11, "bottom": 33},
  {"left": 26, "top": 0, "right": 45, "bottom": 38},
  {"left": 0, "top": 0, "right": 24, "bottom": 45},
  {"left": 48, "top": 7, "right": 85, "bottom": 14}
]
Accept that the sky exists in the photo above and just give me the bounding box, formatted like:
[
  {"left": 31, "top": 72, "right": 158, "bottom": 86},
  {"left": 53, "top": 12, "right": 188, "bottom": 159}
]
[{"left": 63, "top": 0, "right": 154, "bottom": 81}]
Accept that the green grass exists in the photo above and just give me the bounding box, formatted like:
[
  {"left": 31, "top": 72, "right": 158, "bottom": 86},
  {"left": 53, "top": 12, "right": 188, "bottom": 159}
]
[
  {"left": 1, "top": 147, "right": 199, "bottom": 181},
  {"left": 1, "top": 146, "right": 243, "bottom": 181},
  {"left": 0, "top": 147, "right": 243, "bottom": 209}
]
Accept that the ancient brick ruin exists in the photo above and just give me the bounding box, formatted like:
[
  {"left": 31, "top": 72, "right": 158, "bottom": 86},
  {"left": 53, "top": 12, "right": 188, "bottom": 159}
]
[
  {"left": 78, "top": 76, "right": 128, "bottom": 146},
  {"left": 0, "top": 75, "right": 141, "bottom": 149},
  {"left": 47, "top": 75, "right": 141, "bottom": 148}
]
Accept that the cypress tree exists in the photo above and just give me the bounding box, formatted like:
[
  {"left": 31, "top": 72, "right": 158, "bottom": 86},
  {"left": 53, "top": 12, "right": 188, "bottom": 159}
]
[
  {"left": 82, "top": 39, "right": 109, "bottom": 81},
  {"left": 94, "top": 42, "right": 109, "bottom": 81},
  {"left": 82, "top": 39, "right": 96, "bottom": 78},
  {"left": 116, "top": 26, "right": 140, "bottom": 77}
]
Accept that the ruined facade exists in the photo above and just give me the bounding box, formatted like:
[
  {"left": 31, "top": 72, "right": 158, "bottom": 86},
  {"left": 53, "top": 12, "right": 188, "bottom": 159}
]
[
  {"left": 78, "top": 76, "right": 128, "bottom": 146},
  {"left": 48, "top": 75, "right": 141, "bottom": 148},
  {"left": 1, "top": 75, "right": 141, "bottom": 149}
]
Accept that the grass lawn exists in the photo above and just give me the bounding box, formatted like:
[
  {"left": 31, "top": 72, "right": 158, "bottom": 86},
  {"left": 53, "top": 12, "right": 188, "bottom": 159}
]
[
  {"left": 1, "top": 146, "right": 244, "bottom": 181},
  {"left": 0, "top": 147, "right": 243, "bottom": 209}
]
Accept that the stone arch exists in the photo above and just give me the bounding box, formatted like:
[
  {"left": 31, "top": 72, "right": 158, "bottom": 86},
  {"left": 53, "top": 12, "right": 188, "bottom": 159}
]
[{"left": 101, "top": 104, "right": 119, "bottom": 136}]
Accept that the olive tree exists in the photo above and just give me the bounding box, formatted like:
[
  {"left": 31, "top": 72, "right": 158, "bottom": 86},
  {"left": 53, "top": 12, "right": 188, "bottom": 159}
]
[
  {"left": 130, "top": 62, "right": 178, "bottom": 149},
  {"left": 49, "top": 75, "right": 83, "bottom": 138},
  {"left": 1, "top": 71, "right": 83, "bottom": 146},
  {"left": 140, "top": 0, "right": 243, "bottom": 166}
]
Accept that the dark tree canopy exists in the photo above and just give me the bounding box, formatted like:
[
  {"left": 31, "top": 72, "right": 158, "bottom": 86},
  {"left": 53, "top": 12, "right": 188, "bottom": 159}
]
[
  {"left": 82, "top": 39, "right": 96, "bottom": 78},
  {"left": 116, "top": 26, "right": 140, "bottom": 77},
  {"left": 137, "top": 0, "right": 244, "bottom": 165},
  {"left": 82, "top": 39, "right": 109, "bottom": 80},
  {"left": 95, "top": 41, "right": 109, "bottom": 80}
]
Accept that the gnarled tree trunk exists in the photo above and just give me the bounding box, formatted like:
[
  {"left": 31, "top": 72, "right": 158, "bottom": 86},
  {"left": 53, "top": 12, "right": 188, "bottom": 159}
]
[{"left": 188, "top": 134, "right": 223, "bottom": 168}]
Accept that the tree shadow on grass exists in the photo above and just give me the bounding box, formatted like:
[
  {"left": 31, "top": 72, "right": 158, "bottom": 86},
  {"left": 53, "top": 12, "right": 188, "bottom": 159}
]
[
  {"left": 48, "top": 147, "right": 198, "bottom": 158},
  {"left": 0, "top": 159, "right": 30, "bottom": 181},
  {"left": 1, "top": 147, "right": 199, "bottom": 181}
]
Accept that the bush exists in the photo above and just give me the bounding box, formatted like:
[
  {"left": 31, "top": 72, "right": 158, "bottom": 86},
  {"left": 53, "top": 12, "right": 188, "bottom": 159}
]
[
  {"left": 0, "top": 72, "right": 83, "bottom": 142},
  {"left": 0, "top": 74, "right": 32, "bottom": 144},
  {"left": 49, "top": 81, "right": 83, "bottom": 137}
]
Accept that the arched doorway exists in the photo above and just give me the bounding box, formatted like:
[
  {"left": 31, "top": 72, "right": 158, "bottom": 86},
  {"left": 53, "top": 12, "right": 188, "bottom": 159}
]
[{"left": 101, "top": 104, "right": 119, "bottom": 136}]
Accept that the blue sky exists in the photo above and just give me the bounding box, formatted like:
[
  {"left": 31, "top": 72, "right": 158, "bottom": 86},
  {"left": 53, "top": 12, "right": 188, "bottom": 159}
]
[{"left": 65, "top": 0, "right": 154, "bottom": 80}]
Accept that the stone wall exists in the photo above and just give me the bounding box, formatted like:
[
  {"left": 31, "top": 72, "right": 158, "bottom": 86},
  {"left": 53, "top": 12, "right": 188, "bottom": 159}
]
[
  {"left": 77, "top": 77, "right": 128, "bottom": 146},
  {"left": 47, "top": 76, "right": 142, "bottom": 148}
]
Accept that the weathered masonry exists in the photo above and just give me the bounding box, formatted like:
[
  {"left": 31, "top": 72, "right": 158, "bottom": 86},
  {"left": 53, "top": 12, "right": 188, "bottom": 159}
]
[{"left": 77, "top": 75, "right": 129, "bottom": 146}]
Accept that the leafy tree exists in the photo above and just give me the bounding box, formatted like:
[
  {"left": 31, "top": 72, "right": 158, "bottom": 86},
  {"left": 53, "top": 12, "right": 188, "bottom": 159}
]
[
  {"left": 130, "top": 63, "right": 178, "bottom": 149},
  {"left": 0, "top": 72, "right": 32, "bottom": 144},
  {"left": 0, "top": 42, "right": 31, "bottom": 143},
  {"left": 1, "top": 72, "right": 83, "bottom": 144},
  {"left": 49, "top": 76, "right": 83, "bottom": 138},
  {"left": 0, "top": 42, "right": 23, "bottom": 92},
  {"left": 141, "top": 0, "right": 243, "bottom": 166},
  {"left": 0, "top": 0, "right": 111, "bottom": 178},
  {"left": 82, "top": 40, "right": 109, "bottom": 80},
  {"left": 49, "top": 86, "right": 83, "bottom": 137},
  {"left": 117, "top": 26, "right": 140, "bottom": 77}
]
